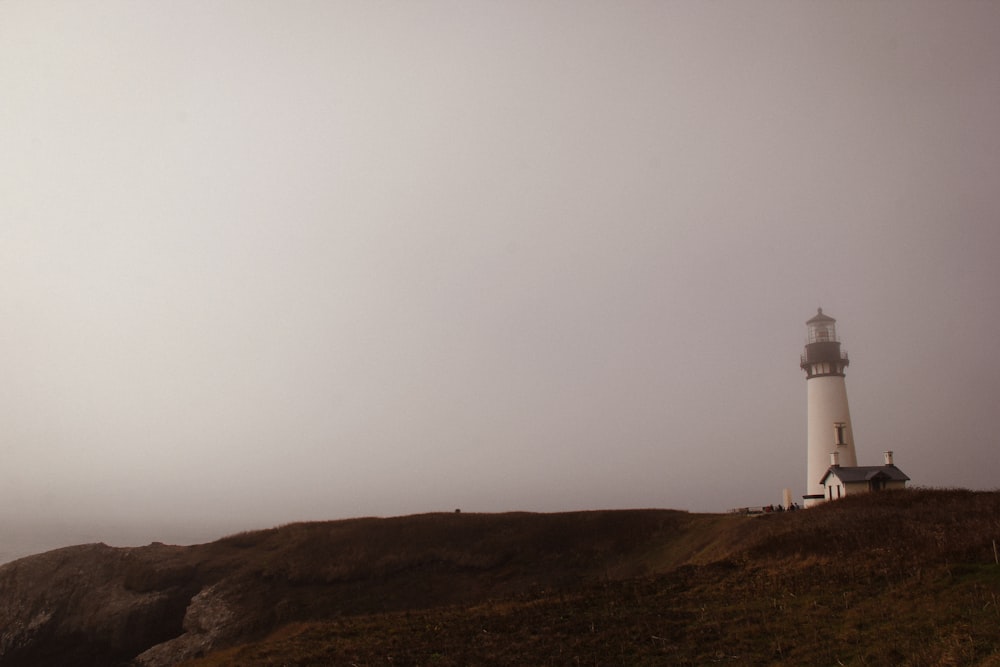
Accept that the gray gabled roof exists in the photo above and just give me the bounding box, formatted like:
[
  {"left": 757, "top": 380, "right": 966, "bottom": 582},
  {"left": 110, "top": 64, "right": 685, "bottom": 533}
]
[{"left": 820, "top": 465, "right": 911, "bottom": 486}]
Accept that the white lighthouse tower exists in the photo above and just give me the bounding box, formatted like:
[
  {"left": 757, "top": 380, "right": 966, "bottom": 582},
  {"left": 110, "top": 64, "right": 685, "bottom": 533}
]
[{"left": 801, "top": 308, "right": 857, "bottom": 507}]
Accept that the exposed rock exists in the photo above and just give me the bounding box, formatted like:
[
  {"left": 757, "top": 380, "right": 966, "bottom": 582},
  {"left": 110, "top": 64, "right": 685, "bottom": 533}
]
[
  {"left": 133, "top": 584, "right": 237, "bottom": 667},
  {"left": 0, "top": 543, "right": 196, "bottom": 667}
]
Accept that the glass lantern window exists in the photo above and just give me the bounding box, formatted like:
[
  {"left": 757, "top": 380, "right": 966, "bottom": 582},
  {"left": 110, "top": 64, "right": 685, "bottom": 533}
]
[{"left": 808, "top": 322, "right": 837, "bottom": 343}]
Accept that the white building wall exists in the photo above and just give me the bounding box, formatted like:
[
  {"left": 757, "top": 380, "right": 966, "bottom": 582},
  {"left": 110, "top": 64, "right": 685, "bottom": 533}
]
[
  {"left": 843, "top": 481, "right": 869, "bottom": 496},
  {"left": 823, "top": 477, "right": 906, "bottom": 499},
  {"left": 806, "top": 375, "right": 858, "bottom": 504}
]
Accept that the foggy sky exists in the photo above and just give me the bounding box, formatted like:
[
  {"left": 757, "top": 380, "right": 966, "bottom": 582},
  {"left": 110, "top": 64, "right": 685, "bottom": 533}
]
[{"left": 2, "top": 1, "right": 999, "bottom": 561}]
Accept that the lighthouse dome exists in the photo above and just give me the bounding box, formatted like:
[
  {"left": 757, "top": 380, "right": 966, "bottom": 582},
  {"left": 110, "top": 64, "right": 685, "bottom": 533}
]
[{"left": 806, "top": 307, "right": 835, "bottom": 324}]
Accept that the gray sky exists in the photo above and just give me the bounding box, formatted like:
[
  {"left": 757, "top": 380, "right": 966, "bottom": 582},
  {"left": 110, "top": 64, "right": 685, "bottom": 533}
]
[{"left": 2, "top": 1, "right": 999, "bottom": 556}]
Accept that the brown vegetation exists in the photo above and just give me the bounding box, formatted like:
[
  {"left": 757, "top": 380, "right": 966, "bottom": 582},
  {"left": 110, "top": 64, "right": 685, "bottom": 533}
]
[
  {"left": 181, "top": 489, "right": 1000, "bottom": 667},
  {"left": 2, "top": 489, "right": 999, "bottom": 666}
]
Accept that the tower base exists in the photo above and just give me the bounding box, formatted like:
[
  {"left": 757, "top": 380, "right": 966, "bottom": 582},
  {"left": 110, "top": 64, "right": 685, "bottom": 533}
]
[{"left": 802, "top": 494, "right": 825, "bottom": 509}]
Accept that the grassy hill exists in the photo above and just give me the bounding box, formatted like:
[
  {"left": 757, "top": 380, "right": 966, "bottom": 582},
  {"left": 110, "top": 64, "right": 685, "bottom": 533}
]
[
  {"left": 2, "top": 489, "right": 999, "bottom": 666},
  {"left": 182, "top": 489, "right": 1000, "bottom": 667}
]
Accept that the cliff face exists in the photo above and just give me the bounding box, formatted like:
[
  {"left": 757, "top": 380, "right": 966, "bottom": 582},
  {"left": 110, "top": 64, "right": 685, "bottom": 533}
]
[{"left": 0, "top": 542, "right": 197, "bottom": 667}]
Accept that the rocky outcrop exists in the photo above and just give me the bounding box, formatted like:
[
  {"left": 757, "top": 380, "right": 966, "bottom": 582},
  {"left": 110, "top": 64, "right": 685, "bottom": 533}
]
[
  {"left": 0, "top": 543, "right": 197, "bottom": 667},
  {"left": 132, "top": 583, "right": 237, "bottom": 667}
]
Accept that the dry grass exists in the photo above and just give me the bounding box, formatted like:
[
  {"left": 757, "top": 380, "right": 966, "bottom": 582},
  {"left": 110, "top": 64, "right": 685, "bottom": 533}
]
[{"left": 174, "top": 489, "right": 1000, "bottom": 667}]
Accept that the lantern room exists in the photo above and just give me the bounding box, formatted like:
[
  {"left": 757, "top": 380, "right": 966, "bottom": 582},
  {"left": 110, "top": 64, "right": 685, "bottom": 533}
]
[{"left": 806, "top": 308, "right": 838, "bottom": 344}]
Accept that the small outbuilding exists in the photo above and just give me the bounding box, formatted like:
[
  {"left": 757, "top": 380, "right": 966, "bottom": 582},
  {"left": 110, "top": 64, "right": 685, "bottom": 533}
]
[{"left": 819, "top": 450, "right": 910, "bottom": 501}]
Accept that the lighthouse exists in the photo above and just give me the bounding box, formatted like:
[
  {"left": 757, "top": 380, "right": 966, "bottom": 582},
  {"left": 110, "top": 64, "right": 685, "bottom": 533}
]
[{"left": 801, "top": 309, "right": 857, "bottom": 507}]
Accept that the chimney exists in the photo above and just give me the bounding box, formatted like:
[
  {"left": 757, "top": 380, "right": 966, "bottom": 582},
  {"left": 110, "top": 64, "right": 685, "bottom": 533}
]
[
  {"left": 884, "top": 450, "right": 894, "bottom": 466},
  {"left": 830, "top": 451, "right": 840, "bottom": 467}
]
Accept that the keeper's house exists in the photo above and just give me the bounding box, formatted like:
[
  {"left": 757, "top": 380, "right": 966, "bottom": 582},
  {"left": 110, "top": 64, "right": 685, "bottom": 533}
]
[{"left": 819, "top": 450, "right": 910, "bottom": 501}]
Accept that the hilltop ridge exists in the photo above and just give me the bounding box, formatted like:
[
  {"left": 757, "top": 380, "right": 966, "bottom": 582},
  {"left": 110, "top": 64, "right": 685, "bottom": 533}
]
[{"left": 1, "top": 490, "right": 999, "bottom": 666}]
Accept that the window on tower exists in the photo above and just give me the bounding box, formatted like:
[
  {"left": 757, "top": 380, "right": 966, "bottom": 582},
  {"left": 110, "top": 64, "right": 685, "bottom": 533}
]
[{"left": 834, "top": 422, "right": 847, "bottom": 446}]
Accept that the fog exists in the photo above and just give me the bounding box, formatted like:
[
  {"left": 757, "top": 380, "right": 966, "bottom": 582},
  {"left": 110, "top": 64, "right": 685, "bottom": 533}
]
[{"left": 2, "top": 1, "right": 999, "bottom": 562}]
